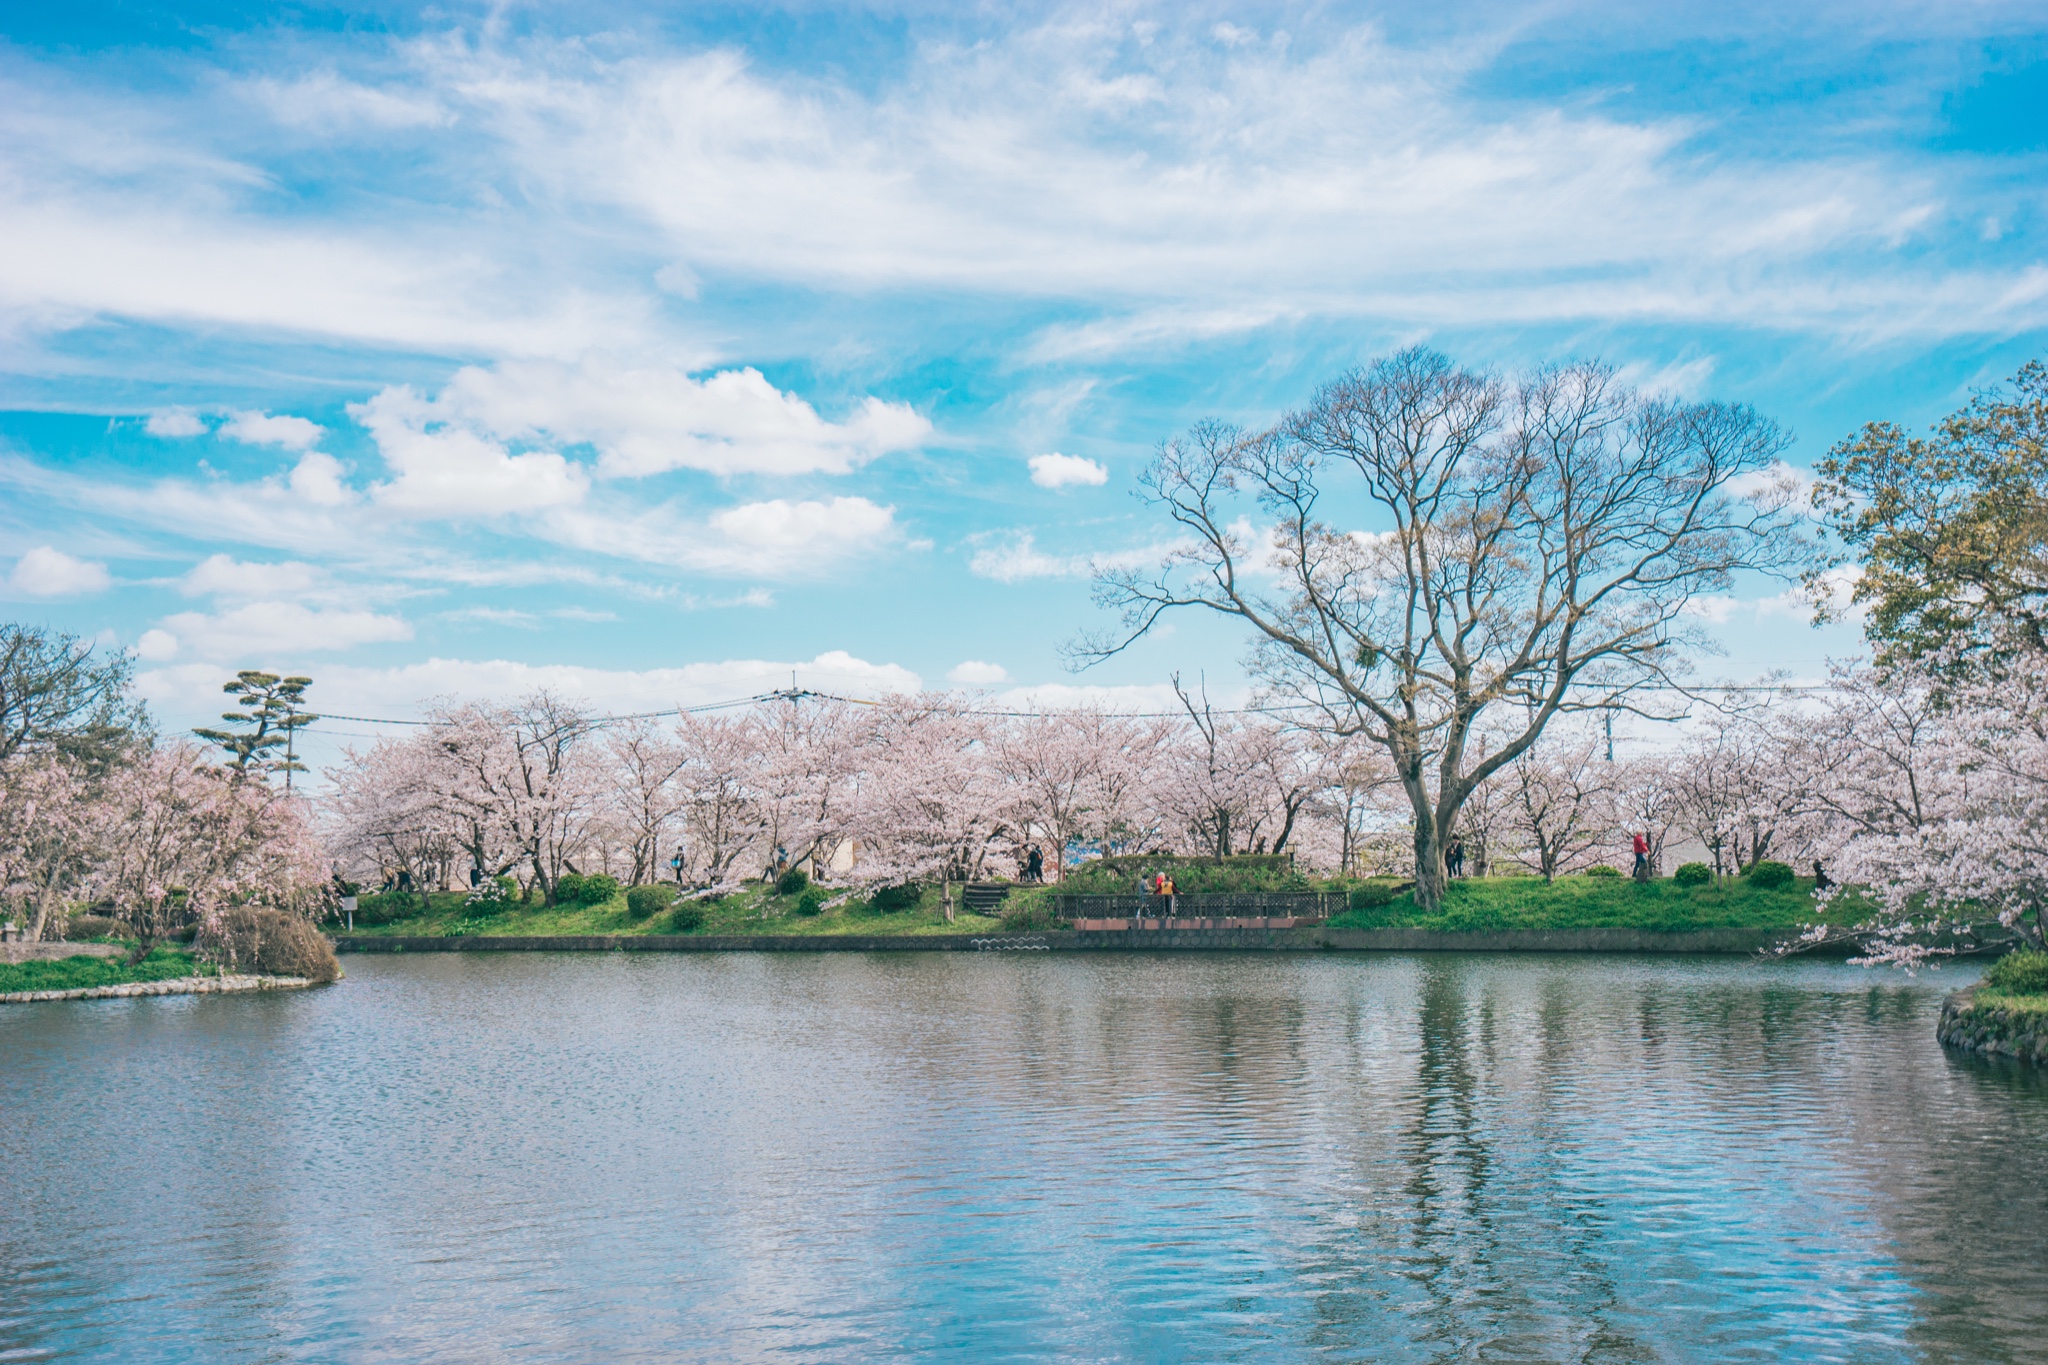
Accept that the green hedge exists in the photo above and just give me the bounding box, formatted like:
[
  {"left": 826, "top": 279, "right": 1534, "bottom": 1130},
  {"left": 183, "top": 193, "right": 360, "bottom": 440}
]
[{"left": 1985, "top": 949, "right": 2048, "bottom": 997}]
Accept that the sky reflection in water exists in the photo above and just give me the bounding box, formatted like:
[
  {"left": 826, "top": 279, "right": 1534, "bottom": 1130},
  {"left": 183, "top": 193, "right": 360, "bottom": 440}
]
[{"left": 2, "top": 952, "right": 2043, "bottom": 1362}]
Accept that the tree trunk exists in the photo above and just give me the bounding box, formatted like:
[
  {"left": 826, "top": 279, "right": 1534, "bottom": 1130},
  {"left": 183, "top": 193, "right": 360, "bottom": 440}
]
[
  {"left": 1411, "top": 823, "right": 1446, "bottom": 910},
  {"left": 26, "top": 882, "right": 58, "bottom": 942}
]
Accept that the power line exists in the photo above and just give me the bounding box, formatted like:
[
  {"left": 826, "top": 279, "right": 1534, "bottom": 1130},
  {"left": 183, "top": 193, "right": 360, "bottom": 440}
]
[{"left": 234, "top": 679, "right": 1854, "bottom": 733}]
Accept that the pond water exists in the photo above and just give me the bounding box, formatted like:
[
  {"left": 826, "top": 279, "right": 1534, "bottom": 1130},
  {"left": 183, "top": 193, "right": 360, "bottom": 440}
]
[{"left": 3, "top": 952, "right": 2045, "bottom": 1362}]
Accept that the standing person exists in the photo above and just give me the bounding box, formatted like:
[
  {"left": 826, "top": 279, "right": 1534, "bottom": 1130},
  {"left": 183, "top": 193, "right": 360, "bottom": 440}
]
[
  {"left": 1446, "top": 837, "right": 1465, "bottom": 879},
  {"left": 1025, "top": 846, "right": 1044, "bottom": 883},
  {"left": 1631, "top": 831, "right": 1651, "bottom": 882},
  {"left": 669, "top": 844, "right": 688, "bottom": 886}
]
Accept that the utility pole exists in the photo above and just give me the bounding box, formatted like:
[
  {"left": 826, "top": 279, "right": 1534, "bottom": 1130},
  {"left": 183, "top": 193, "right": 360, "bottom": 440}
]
[{"left": 1604, "top": 710, "right": 1614, "bottom": 763}]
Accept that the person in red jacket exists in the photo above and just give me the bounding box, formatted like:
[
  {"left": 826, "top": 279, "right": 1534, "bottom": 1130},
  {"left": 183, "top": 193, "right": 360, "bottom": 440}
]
[{"left": 1631, "top": 831, "right": 1651, "bottom": 882}]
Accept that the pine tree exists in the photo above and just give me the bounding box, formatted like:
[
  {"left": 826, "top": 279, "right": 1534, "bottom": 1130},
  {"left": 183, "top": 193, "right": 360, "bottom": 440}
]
[{"left": 193, "top": 672, "right": 317, "bottom": 788}]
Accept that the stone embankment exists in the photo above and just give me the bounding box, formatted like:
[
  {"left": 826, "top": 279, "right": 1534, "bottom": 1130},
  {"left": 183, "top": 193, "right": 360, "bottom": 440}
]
[
  {"left": 336, "top": 925, "right": 1793, "bottom": 955},
  {"left": 1937, "top": 986, "right": 2048, "bottom": 1064},
  {"left": 0, "top": 974, "right": 315, "bottom": 1005}
]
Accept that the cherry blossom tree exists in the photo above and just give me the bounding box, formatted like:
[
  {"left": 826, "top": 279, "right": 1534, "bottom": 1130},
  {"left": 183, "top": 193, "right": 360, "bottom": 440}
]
[
  {"left": 328, "top": 733, "right": 460, "bottom": 889},
  {"left": 0, "top": 756, "right": 94, "bottom": 940},
  {"left": 602, "top": 718, "right": 691, "bottom": 885},
  {"left": 94, "top": 744, "right": 327, "bottom": 948},
  {"left": 843, "top": 696, "right": 1012, "bottom": 912},
  {"left": 1504, "top": 725, "right": 1616, "bottom": 880},
  {"left": 993, "top": 709, "right": 1161, "bottom": 880},
  {"left": 1611, "top": 751, "right": 1685, "bottom": 876},
  {"left": 414, "top": 694, "right": 601, "bottom": 902},
  {"left": 673, "top": 711, "right": 771, "bottom": 887},
  {"left": 1805, "top": 658, "right": 2048, "bottom": 963}
]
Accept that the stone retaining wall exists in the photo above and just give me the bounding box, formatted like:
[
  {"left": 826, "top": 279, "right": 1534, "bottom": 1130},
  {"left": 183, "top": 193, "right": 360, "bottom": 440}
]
[
  {"left": 1937, "top": 985, "right": 2048, "bottom": 1065},
  {"left": 337, "top": 934, "right": 1077, "bottom": 954},
  {"left": 337, "top": 926, "right": 1791, "bottom": 955},
  {"left": 0, "top": 974, "right": 314, "bottom": 1005}
]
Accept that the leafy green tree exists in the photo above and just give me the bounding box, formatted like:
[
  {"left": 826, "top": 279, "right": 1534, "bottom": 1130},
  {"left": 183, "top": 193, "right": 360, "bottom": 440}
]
[
  {"left": 194, "top": 672, "right": 317, "bottom": 788},
  {"left": 0, "top": 622, "right": 150, "bottom": 769},
  {"left": 1810, "top": 360, "right": 2048, "bottom": 666}
]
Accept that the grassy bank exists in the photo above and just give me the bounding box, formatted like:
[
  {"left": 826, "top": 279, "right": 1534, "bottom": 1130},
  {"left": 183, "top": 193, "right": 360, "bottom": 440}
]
[
  {"left": 335, "top": 873, "right": 1837, "bottom": 940},
  {"left": 337, "top": 883, "right": 1004, "bottom": 939},
  {"left": 1969, "top": 950, "right": 2048, "bottom": 1018},
  {"left": 0, "top": 947, "right": 204, "bottom": 995},
  {"left": 1325, "top": 874, "right": 1843, "bottom": 934}
]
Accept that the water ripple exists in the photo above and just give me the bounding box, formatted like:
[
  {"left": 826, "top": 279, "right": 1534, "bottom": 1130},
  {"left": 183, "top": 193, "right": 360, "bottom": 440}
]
[{"left": 2, "top": 952, "right": 2044, "bottom": 1361}]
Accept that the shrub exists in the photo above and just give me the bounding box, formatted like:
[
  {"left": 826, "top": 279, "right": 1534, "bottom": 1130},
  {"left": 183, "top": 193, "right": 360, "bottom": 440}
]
[
  {"left": 1000, "top": 897, "right": 1061, "bottom": 931},
  {"left": 464, "top": 877, "right": 517, "bottom": 914},
  {"left": 63, "top": 914, "right": 122, "bottom": 941},
  {"left": 1583, "top": 864, "right": 1621, "bottom": 878},
  {"left": 863, "top": 883, "right": 922, "bottom": 916},
  {"left": 668, "top": 903, "right": 706, "bottom": 933},
  {"left": 793, "top": 887, "right": 826, "bottom": 917},
  {"left": 1985, "top": 949, "right": 2048, "bottom": 996},
  {"left": 351, "top": 892, "right": 416, "bottom": 926},
  {"left": 196, "top": 907, "right": 340, "bottom": 984},
  {"left": 1745, "top": 860, "right": 1795, "bottom": 890},
  {"left": 626, "top": 885, "right": 671, "bottom": 920},
  {"left": 1673, "top": 862, "right": 1712, "bottom": 887},
  {"left": 775, "top": 867, "right": 810, "bottom": 896},
  {"left": 1349, "top": 881, "right": 1410, "bottom": 911},
  {"left": 1065, "top": 855, "right": 1306, "bottom": 894},
  {"left": 553, "top": 872, "right": 620, "bottom": 906}
]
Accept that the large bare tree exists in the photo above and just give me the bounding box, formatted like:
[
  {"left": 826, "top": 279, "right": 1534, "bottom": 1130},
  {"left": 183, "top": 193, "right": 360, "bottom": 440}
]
[{"left": 1081, "top": 347, "right": 1805, "bottom": 908}]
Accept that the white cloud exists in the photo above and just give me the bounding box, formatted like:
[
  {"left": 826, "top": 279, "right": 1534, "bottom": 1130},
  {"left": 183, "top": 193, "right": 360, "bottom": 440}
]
[
  {"left": 541, "top": 495, "right": 898, "bottom": 577},
  {"left": 353, "top": 385, "right": 589, "bottom": 517},
  {"left": 244, "top": 71, "right": 452, "bottom": 132},
  {"left": 1758, "top": 566, "right": 1865, "bottom": 621},
  {"left": 444, "top": 606, "right": 539, "bottom": 627},
  {"left": 135, "top": 628, "right": 179, "bottom": 661},
  {"left": 150, "top": 601, "right": 413, "bottom": 660},
  {"left": 145, "top": 407, "right": 206, "bottom": 438},
  {"left": 418, "top": 359, "right": 930, "bottom": 478},
  {"left": 137, "top": 650, "right": 925, "bottom": 728},
  {"left": 1729, "top": 459, "right": 1816, "bottom": 513},
  {"left": 180, "top": 553, "right": 325, "bottom": 599},
  {"left": 1028, "top": 452, "right": 1109, "bottom": 489},
  {"left": 1, "top": 16, "right": 2043, "bottom": 379},
  {"left": 948, "top": 660, "right": 1010, "bottom": 685},
  {"left": 221, "top": 410, "right": 324, "bottom": 451},
  {"left": 286, "top": 450, "right": 353, "bottom": 506},
  {"left": 967, "top": 530, "right": 1171, "bottom": 583},
  {"left": 551, "top": 606, "right": 619, "bottom": 622},
  {"left": 969, "top": 531, "right": 1087, "bottom": 582},
  {"left": 6, "top": 545, "right": 111, "bottom": 597}
]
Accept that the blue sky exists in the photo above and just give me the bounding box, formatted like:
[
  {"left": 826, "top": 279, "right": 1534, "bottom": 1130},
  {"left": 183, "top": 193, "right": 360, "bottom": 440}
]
[{"left": 0, "top": 0, "right": 2044, "bottom": 765}]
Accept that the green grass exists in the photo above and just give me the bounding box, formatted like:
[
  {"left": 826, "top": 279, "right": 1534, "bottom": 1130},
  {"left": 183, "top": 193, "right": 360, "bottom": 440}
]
[
  {"left": 0, "top": 947, "right": 205, "bottom": 995},
  {"left": 1324, "top": 874, "right": 1853, "bottom": 933},
  {"left": 335, "top": 884, "right": 1003, "bottom": 939},
  {"left": 334, "top": 871, "right": 1869, "bottom": 940},
  {"left": 1969, "top": 987, "right": 2048, "bottom": 1018}
]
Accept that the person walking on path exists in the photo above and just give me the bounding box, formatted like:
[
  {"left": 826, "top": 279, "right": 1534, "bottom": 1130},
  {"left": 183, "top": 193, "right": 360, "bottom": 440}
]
[
  {"left": 1632, "top": 832, "right": 1651, "bottom": 882},
  {"left": 1445, "top": 837, "right": 1465, "bottom": 879}
]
